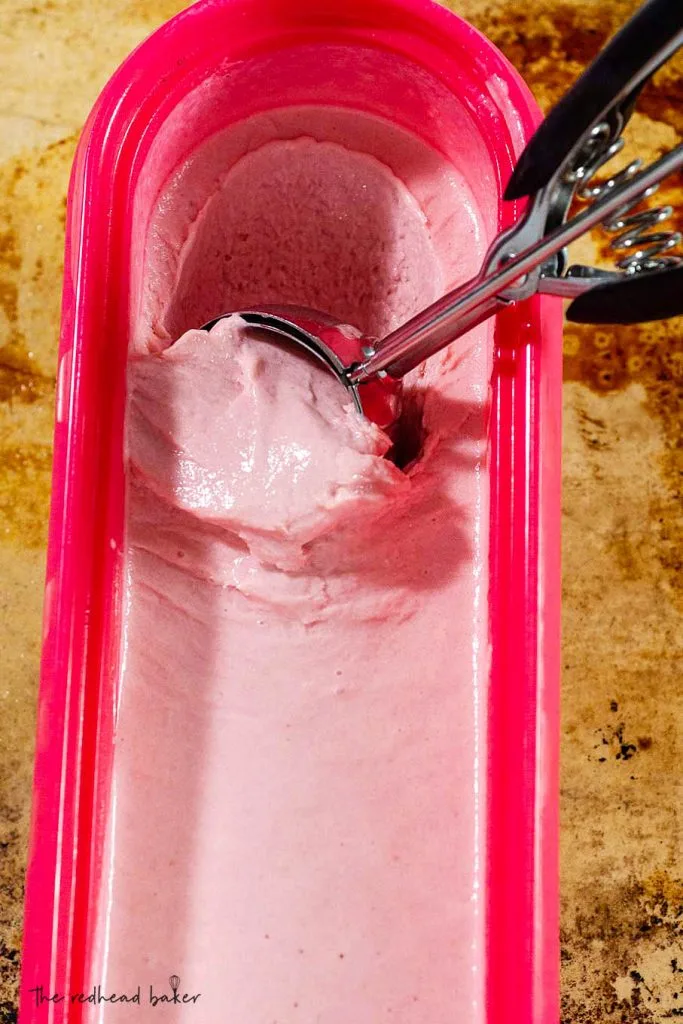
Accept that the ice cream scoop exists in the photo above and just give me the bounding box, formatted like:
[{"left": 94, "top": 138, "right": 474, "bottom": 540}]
[
  {"left": 202, "top": 0, "right": 682, "bottom": 427},
  {"left": 200, "top": 306, "right": 403, "bottom": 432}
]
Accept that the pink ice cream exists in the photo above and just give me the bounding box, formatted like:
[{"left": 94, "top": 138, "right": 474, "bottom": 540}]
[
  {"left": 91, "top": 108, "right": 493, "bottom": 1021},
  {"left": 128, "top": 319, "right": 408, "bottom": 570}
]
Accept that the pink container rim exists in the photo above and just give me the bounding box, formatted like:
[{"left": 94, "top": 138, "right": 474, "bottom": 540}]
[{"left": 20, "top": 0, "right": 562, "bottom": 1021}]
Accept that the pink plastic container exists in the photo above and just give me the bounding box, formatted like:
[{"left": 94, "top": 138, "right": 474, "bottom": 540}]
[{"left": 20, "top": 0, "right": 562, "bottom": 1020}]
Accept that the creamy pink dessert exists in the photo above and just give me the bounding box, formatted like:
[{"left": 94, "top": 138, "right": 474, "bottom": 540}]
[{"left": 91, "top": 108, "right": 493, "bottom": 1021}]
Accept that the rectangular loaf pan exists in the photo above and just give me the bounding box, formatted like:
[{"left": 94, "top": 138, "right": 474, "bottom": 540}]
[{"left": 20, "top": 0, "right": 562, "bottom": 1020}]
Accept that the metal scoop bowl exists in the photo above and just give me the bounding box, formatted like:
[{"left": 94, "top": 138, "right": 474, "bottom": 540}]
[{"left": 201, "top": 307, "right": 402, "bottom": 433}]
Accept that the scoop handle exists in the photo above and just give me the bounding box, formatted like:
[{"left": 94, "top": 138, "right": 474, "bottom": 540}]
[
  {"left": 505, "top": 0, "right": 683, "bottom": 201},
  {"left": 352, "top": 145, "right": 683, "bottom": 383},
  {"left": 566, "top": 264, "right": 683, "bottom": 324}
]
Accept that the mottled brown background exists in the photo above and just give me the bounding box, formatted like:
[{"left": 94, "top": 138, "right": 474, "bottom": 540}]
[{"left": 0, "top": 0, "right": 681, "bottom": 1020}]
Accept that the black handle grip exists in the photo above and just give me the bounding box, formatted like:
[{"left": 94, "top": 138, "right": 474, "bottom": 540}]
[
  {"left": 505, "top": 0, "right": 683, "bottom": 201},
  {"left": 566, "top": 265, "right": 683, "bottom": 324}
]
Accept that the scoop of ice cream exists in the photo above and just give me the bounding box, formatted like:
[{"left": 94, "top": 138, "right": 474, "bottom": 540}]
[{"left": 128, "top": 315, "right": 407, "bottom": 568}]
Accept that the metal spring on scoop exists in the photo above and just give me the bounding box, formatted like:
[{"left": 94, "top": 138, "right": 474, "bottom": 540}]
[{"left": 566, "top": 124, "right": 683, "bottom": 273}]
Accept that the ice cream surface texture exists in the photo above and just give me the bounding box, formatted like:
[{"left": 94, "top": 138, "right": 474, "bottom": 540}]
[{"left": 91, "top": 107, "right": 493, "bottom": 1022}]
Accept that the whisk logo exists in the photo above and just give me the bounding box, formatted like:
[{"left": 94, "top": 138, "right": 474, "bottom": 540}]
[
  {"left": 149, "top": 974, "right": 201, "bottom": 1006},
  {"left": 29, "top": 974, "right": 202, "bottom": 1008}
]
